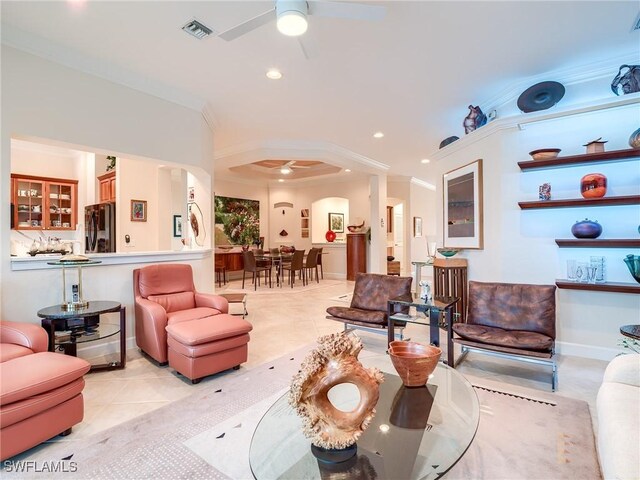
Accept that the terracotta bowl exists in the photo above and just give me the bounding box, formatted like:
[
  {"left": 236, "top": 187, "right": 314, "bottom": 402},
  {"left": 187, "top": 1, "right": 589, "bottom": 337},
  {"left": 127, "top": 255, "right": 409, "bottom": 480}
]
[
  {"left": 529, "top": 148, "right": 561, "bottom": 161},
  {"left": 389, "top": 341, "right": 442, "bottom": 388}
]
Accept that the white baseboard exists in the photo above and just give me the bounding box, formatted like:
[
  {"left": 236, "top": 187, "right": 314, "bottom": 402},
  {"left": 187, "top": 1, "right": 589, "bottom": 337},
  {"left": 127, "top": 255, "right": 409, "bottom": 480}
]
[{"left": 556, "top": 341, "right": 622, "bottom": 362}]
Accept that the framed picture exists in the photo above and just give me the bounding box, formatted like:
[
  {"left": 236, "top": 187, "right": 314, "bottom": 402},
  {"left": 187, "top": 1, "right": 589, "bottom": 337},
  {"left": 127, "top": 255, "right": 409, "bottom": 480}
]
[
  {"left": 443, "top": 159, "right": 483, "bottom": 249},
  {"left": 173, "top": 215, "right": 182, "bottom": 237},
  {"left": 413, "top": 216, "right": 422, "bottom": 237},
  {"left": 188, "top": 187, "right": 195, "bottom": 202},
  {"left": 328, "top": 212, "right": 344, "bottom": 233},
  {"left": 131, "top": 199, "right": 147, "bottom": 222}
]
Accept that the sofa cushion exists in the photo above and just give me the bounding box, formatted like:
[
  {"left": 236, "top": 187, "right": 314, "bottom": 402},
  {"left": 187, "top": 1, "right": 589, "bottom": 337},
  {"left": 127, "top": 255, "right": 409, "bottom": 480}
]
[
  {"left": 148, "top": 291, "right": 196, "bottom": 313},
  {"left": 0, "top": 352, "right": 90, "bottom": 406},
  {"left": 0, "top": 378, "right": 85, "bottom": 428},
  {"left": 0, "top": 344, "right": 34, "bottom": 363},
  {"left": 326, "top": 306, "right": 387, "bottom": 326},
  {"left": 166, "top": 314, "right": 253, "bottom": 346},
  {"left": 166, "top": 307, "right": 222, "bottom": 325},
  {"left": 453, "top": 323, "right": 553, "bottom": 352}
]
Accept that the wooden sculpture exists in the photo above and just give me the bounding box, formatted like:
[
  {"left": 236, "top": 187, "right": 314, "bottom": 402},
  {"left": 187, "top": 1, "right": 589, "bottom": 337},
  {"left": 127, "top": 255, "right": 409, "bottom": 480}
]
[{"left": 289, "top": 332, "right": 384, "bottom": 450}]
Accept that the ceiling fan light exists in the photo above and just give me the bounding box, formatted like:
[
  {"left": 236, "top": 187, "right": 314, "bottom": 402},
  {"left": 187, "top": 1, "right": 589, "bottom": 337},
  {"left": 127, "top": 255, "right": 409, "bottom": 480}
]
[
  {"left": 277, "top": 10, "right": 308, "bottom": 36},
  {"left": 280, "top": 166, "right": 292, "bottom": 174}
]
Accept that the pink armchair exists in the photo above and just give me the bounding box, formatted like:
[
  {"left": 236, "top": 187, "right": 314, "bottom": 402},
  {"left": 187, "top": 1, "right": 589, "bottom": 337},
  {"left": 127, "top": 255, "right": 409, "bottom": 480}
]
[
  {"left": 133, "top": 264, "right": 231, "bottom": 364},
  {"left": 1, "top": 320, "right": 90, "bottom": 460}
]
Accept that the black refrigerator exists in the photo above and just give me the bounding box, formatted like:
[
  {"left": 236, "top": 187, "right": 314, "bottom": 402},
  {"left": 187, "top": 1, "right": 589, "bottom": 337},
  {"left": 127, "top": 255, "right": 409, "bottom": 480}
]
[{"left": 85, "top": 203, "right": 116, "bottom": 253}]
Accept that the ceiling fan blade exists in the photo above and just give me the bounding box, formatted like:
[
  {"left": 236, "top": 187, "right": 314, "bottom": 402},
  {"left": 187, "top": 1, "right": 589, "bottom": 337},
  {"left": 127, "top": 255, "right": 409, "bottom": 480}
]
[
  {"left": 218, "top": 8, "right": 276, "bottom": 41},
  {"left": 291, "top": 165, "right": 312, "bottom": 169},
  {"left": 308, "top": 1, "right": 386, "bottom": 21},
  {"left": 297, "top": 35, "right": 319, "bottom": 60}
]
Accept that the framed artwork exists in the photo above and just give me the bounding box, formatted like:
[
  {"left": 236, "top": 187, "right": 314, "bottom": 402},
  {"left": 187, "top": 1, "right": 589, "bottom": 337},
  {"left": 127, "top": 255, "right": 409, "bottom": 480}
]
[
  {"left": 328, "top": 212, "right": 344, "bottom": 233},
  {"left": 443, "top": 159, "right": 483, "bottom": 249},
  {"left": 413, "top": 216, "right": 422, "bottom": 237},
  {"left": 131, "top": 199, "right": 147, "bottom": 222},
  {"left": 173, "top": 215, "right": 182, "bottom": 237},
  {"left": 188, "top": 187, "right": 195, "bottom": 202}
]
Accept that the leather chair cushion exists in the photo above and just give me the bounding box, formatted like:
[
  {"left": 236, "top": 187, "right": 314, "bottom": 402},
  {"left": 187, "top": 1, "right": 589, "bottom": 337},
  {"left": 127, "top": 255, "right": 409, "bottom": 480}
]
[
  {"left": 0, "top": 378, "right": 84, "bottom": 428},
  {"left": 453, "top": 323, "right": 554, "bottom": 352},
  {"left": 326, "top": 306, "right": 387, "bottom": 326},
  {"left": 167, "top": 307, "right": 222, "bottom": 325},
  {"left": 0, "top": 344, "right": 34, "bottom": 363},
  {"left": 467, "top": 281, "right": 556, "bottom": 339},
  {"left": 138, "top": 264, "right": 195, "bottom": 298},
  {"left": 166, "top": 314, "right": 253, "bottom": 346},
  {"left": 0, "top": 352, "right": 90, "bottom": 406},
  {"left": 351, "top": 273, "right": 412, "bottom": 312},
  {"left": 148, "top": 291, "right": 196, "bottom": 313},
  {"left": 168, "top": 333, "right": 250, "bottom": 358}
]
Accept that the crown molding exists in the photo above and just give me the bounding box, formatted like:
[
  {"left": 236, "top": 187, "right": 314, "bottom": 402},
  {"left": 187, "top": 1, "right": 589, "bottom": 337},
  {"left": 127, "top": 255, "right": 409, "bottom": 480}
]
[
  {"left": 2, "top": 26, "right": 207, "bottom": 113},
  {"left": 479, "top": 51, "right": 640, "bottom": 113},
  {"left": 410, "top": 177, "right": 436, "bottom": 191},
  {"left": 201, "top": 102, "right": 220, "bottom": 133}
]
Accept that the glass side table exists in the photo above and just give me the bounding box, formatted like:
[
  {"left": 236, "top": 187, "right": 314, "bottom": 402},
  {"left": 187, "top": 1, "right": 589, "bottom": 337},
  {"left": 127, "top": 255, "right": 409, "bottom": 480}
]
[
  {"left": 47, "top": 259, "right": 102, "bottom": 311},
  {"left": 388, "top": 294, "right": 458, "bottom": 366},
  {"left": 38, "top": 300, "right": 126, "bottom": 372}
]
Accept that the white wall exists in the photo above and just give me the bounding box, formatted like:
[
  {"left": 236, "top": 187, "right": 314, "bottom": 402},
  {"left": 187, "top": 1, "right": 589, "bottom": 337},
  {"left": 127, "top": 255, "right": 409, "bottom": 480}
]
[
  {"left": 311, "top": 197, "right": 349, "bottom": 244},
  {"left": 434, "top": 101, "right": 640, "bottom": 360},
  {"left": 1, "top": 47, "right": 214, "bottom": 352}
]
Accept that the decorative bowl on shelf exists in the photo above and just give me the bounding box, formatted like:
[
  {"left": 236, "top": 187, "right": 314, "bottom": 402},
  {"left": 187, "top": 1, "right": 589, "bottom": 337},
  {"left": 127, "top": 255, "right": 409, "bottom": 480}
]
[
  {"left": 388, "top": 341, "right": 442, "bottom": 387},
  {"left": 623, "top": 254, "right": 640, "bottom": 284},
  {"left": 437, "top": 248, "right": 460, "bottom": 258},
  {"left": 529, "top": 148, "right": 561, "bottom": 161},
  {"left": 387, "top": 255, "right": 395, "bottom": 262}
]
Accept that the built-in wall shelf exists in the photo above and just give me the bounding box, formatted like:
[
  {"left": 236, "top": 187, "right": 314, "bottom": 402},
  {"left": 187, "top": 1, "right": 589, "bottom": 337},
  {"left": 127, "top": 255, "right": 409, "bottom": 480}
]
[
  {"left": 556, "top": 280, "right": 640, "bottom": 294},
  {"left": 555, "top": 239, "right": 640, "bottom": 248},
  {"left": 519, "top": 148, "right": 640, "bottom": 171},
  {"left": 518, "top": 195, "right": 640, "bottom": 209}
]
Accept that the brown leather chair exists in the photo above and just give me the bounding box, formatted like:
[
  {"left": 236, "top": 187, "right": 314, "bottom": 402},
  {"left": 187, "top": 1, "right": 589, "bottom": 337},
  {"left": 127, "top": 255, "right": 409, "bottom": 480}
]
[
  {"left": 0, "top": 320, "right": 91, "bottom": 460},
  {"left": 133, "top": 264, "right": 252, "bottom": 383},
  {"left": 303, "top": 247, "right": 320, "bottom": 284},
  {"left": 242, "top": 251, "right": 271, "bottom": 290},
  {"left": 282, "top": 250, "right": 305, "bottom": 287},
  {"left": 326, "top": 273, "right": 413, "bottom": 337},
  {"left": 451, "top": 281, "right": 558, "bottom": 390}
]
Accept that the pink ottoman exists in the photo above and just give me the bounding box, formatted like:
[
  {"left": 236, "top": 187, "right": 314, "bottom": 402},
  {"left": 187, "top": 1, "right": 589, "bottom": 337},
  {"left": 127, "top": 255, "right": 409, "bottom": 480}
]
[{"left": 165, "top": 314, "right": 252, "bottom": 383}]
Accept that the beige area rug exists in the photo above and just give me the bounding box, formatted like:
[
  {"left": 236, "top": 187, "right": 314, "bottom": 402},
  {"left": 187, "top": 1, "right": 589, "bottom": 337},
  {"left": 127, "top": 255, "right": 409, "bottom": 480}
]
[
  {"left": 3, "top": 346, "right": 601, "bottom": 480},
  {"left": 220, "top": 278, "right": 343, "bottom": 295}
]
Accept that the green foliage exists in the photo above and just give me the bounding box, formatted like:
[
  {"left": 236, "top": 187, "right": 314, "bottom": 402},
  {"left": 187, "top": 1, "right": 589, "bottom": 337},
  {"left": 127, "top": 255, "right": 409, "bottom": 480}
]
[
  {"left": 214, "top": 196, "right": 260, "bottom": 245},
  {"left": 106, "top": 156, "right": 116, "bottom": 171}
]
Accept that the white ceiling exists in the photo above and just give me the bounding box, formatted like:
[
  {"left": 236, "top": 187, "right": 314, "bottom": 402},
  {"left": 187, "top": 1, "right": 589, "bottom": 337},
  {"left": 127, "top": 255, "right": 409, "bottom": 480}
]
[{"left": 2, "top": 1, "right": 638, "bottom": 183}]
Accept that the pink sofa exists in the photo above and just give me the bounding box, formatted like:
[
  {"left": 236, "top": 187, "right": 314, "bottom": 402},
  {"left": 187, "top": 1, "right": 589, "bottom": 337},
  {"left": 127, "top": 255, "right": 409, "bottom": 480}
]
[
  {"left": 133, "top": 264, "right": 252, "bottom": 383},
  {"left": 0, "top": 320, "right": 90, "bottom": 461}
]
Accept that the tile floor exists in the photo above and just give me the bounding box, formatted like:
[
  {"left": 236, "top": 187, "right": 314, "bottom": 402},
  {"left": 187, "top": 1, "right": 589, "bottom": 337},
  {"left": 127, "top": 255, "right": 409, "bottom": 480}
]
[{"left": 41, "top": 279, "right": 611, "bottom": 449}]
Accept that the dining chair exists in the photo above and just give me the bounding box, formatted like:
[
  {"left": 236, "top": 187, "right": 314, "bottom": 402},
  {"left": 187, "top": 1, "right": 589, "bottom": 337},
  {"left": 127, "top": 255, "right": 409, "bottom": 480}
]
[
  {"left": 282, "top": 249, "right": 305, "bottom": 288},
  {"left": 214, "top": 254, "right": 227, "bottom": 288},
  {"left": 304, "top": 248, "right": 320, "bottom": 284},
  {"left": 242, "top": 250, "right": 272, "bottom": 290},
  {"left": 317, "top": 247, "right": 324, "bottom": 279}
]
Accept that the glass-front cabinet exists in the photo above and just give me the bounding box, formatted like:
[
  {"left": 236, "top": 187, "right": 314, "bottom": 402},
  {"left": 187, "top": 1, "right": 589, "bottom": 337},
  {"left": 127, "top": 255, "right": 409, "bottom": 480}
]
[{"left": 11, "top": 174, "right": 78, "bottom": 230}]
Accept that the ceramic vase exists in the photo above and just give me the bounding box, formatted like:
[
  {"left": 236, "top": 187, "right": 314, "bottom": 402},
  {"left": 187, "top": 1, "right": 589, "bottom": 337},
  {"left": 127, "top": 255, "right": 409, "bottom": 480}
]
[
  {"left": 629, "top": 128, "right": 640, "bottom": 149},
  {"left": 325, "top": 230, "right": 336, "bottom": 242},
  {"left": 571, "top": 219, "right": 602, "bottom": 239},
  {"left": 580, "top": 173, "right": 607, "bottom": 199},
  {"left": 623, "top": 254, "right": 640, "bottom": 284}
]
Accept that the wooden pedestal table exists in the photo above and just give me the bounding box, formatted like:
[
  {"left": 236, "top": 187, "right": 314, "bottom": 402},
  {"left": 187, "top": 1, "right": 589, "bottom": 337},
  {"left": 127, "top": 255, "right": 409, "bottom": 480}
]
[
  {"left": 346, "top": 233, "right": 367, "bottom": 281},
  {"left": 433, "top": 258, "right": 468, "bottom": 324}
]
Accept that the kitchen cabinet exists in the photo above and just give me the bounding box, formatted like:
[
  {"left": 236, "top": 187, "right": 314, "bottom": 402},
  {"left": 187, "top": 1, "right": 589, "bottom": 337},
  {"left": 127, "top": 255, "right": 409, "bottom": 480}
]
[
  {"left": 519, "top": 147, "right": 640, "bottom": 294},
  {"left": 98, "top": 170, "right": 116, "bottom": 203},
  {"left": 11, "top": 174, "right": 78, "bottom": 231}
]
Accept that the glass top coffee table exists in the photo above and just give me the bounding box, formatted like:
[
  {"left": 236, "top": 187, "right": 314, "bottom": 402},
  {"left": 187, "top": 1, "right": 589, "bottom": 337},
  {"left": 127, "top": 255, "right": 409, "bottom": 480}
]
[{"left": 249, "top": 353, "right": 479, "bottom": 479}]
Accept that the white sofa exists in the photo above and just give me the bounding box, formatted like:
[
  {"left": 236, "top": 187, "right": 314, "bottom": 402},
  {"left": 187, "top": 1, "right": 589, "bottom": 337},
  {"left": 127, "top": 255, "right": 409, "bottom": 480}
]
[{"left": 596, "top": 353, "right": 640, "bottom": 480}]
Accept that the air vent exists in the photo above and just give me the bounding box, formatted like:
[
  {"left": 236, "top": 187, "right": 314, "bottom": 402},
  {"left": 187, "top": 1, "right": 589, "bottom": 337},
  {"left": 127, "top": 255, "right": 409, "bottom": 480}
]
[
  {"left": 182, "top": 19, "right": 214, "bottom": 39},
  {"left": 633, "top": 11, "right": 640, "bottom": 31}
]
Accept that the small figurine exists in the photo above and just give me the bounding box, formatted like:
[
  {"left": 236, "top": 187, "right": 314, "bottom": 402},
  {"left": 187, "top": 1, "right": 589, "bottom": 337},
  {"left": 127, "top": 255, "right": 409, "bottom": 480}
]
[
  {"left": 583, "top": 138, "right": 608, "bottom": 154},
  {"left": 419, "top": 280, "right": 433, "bottom": 304},
  {"left": 611, "top": 65, "right": 640, "bottom": 96},
  {"left": 463, "top": 105, "right": 487, "bottom": 134}
]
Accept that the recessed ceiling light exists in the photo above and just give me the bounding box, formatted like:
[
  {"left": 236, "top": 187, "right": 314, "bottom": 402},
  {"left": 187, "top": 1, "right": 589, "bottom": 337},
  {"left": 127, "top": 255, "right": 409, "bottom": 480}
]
[
  {"left": 345, "top": 169, "right": 351, "bottom": 173},
  {"left": 266, "top": 68, "right": 283, "bottom": 80},
  {"left": 278, "top": 179, "right": 284, "bottom": 183},
  {"left": 421, "top": 159, "right": 430, "bottom": 164},
  {"left": 373, "top": 132, "right": 384, "bottom": 139}
]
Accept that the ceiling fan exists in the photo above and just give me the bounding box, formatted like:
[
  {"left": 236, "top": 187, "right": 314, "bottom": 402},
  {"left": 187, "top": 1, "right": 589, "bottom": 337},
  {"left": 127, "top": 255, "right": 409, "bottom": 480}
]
[
  {"left": 279, "top": 160, "right": 312, "bottom": 174},
  {"left": 218, "top": 0, "right": 386, "bottom": 55}
]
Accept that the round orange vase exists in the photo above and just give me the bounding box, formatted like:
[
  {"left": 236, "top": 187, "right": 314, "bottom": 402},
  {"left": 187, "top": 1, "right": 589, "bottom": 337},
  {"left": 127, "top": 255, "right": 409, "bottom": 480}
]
[{"left": 580, "top": 173, "right": 607, "bottom": 199}]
